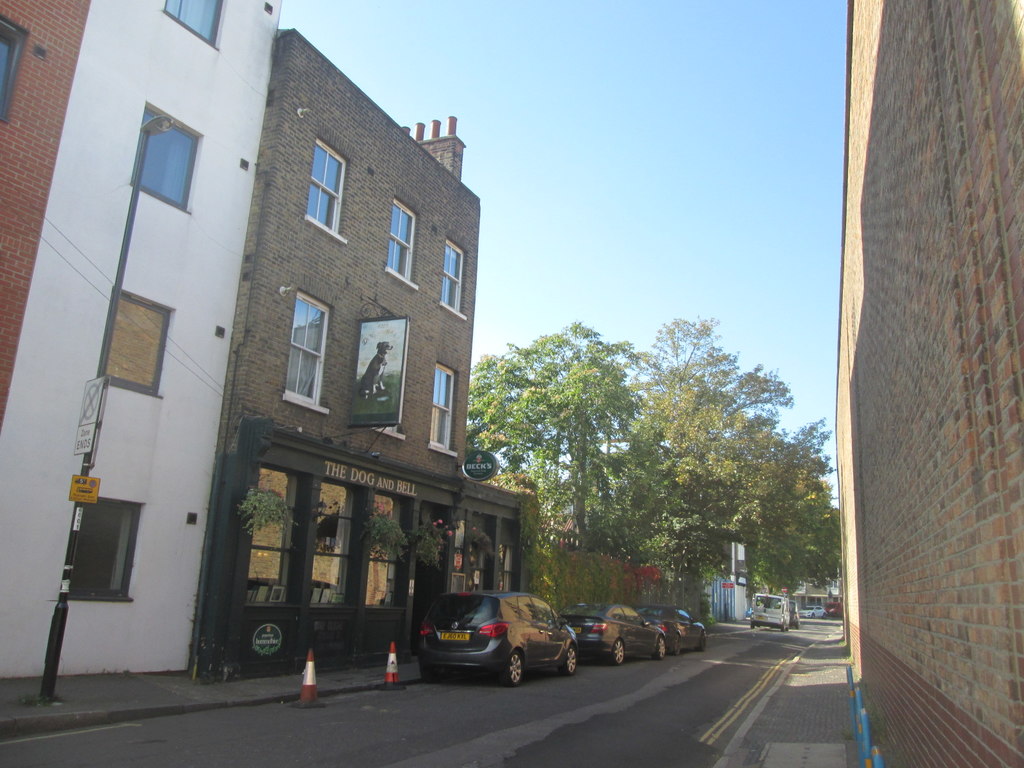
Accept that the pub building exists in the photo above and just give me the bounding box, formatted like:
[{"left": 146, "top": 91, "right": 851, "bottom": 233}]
[
  {"left": 188, "top": 32, "right": 523, "bottom": 679},
  {"left": 193, "top": 417, "right": 521, "bottom": 678}
]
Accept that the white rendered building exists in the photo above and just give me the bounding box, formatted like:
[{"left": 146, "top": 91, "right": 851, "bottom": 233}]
[{"left": 0, "top": 0, "right": 278, "bottom": 676}]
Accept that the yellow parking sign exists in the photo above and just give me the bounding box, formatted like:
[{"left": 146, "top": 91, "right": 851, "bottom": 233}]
[{"left": 69, "top": 475, "right": 101, "bottom": 503}]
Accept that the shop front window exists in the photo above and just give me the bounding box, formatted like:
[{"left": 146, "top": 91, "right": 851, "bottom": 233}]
[
  {"left": 312, "top": 483, "right": 351, "bottom": 605},
  {"left": 365, "top": 495, "right": 399, "bottom": 606},
  {"left": 246, "top": 468, "right": 295, "bottom": 603}
]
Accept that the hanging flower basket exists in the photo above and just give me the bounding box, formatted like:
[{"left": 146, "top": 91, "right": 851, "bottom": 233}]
[
  {"left": 469, "top": 527, "right": 494, "bottom": 557},
  {"left": 237, "top": 487, "right": 291, "bottom": 534},
  {"left": 409, "top": 520, "right": 446, "bottom": 567},
  {"left": 363, "top": 513, "right": 407, "bottom": 559}
]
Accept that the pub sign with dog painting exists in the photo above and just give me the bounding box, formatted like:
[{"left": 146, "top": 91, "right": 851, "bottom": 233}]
[{"left": 350, "top": 317, "right": 409, "bottom": 427}]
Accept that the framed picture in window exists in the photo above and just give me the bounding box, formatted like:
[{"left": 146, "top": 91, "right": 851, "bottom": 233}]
[
  {"left": 450, "top": 572, "right": 466, "bottom": 592},
  {"left": 269, "top": 585, "right": 286, "bottom": 602},
  {"left": 350, "top": 317, "right": 409, "bottom": 427}
]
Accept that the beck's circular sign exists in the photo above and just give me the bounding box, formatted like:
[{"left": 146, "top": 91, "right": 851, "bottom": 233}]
[{"left": 463, "top": 450, "right": 498, "bottom": 481}]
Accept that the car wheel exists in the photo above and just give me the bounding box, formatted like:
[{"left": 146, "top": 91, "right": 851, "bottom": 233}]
[
  {"left": 651, "top": 635, "right": 666, "bottom": 661},
  {"left": 419, "top": 664, "right": 440, "bottom": 683},
  {"left": 672, "top": 631, "right": 683, "bottom": 655},
  {"left": 499, "top": 649, "right": 524, "bottom": 687},
  {"left": 697, "top": 631, "right": 707, "bottom": 652},
  {"left": 558, "top": 645, "right": 578, "bottom": 676},
  {"left": 608, "top": 638, "right": 626, "bottom": 665},
  {"left": 750, "top": 622, "right": 756, "bottom": 630}
]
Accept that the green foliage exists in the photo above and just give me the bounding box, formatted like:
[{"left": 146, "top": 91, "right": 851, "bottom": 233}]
[
  {"left": 237, "top": 487, "right": 291, "bottom": 535},
  {"left": 363, "top": 513, "right": 406, "bottom": 559},
  {"left": 408, "top": 520, "right": 446, "bottom": 567}
]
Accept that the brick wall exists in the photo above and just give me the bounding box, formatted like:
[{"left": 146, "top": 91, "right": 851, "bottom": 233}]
[
  {"left": 222, "top": 30, "right": 480, "bottom": 476},
  {"left": 0, "top": 0, "right": 89, "bottom": 430},
  {"left": 839, "top": 1, "right": 1024, "bottom": 766}
]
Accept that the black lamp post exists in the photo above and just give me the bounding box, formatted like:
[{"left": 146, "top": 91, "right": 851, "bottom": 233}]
[{"left": 40, "top": 114, "right": 175, "bottom": 700}]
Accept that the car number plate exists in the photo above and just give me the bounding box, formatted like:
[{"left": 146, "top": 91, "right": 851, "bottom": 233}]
[
  {"left": 572, "top": 627, "right": 584, "bottom": 635},
  {"left": 439, "top": 631, "right": 471, "bottom": 641}
]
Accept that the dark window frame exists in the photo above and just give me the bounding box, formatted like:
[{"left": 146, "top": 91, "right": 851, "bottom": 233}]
[
  {"left": 0, "top": 17, "right": 26, "bottom": 120},
  {"left": 139, "top": 107, "right": 199, "bottom": 210},
  {"left": 104, "top": 292, "right": 171, "bottom": 396},
  {"left": 163, "top": 0, "right": 223, "bottom": 44},
  {"left": 69, "top": 499, "right": 141, "bottom": 600}
]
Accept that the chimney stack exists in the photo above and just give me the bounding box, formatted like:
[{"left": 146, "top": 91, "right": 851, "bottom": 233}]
[{"left": 414, "top": 116, "right": 465, "bottom": 180}]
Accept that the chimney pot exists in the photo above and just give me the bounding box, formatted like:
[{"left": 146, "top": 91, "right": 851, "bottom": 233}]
[
  {"left": 415, "top": 122, "right": 425, "bottom": 141},
  {"left": 446, "top": 116, "right": 457, "bottom": 136},
  {"left": 402, "top": 126, "right": 411, "bottom": 135},
  {"left": 430, "top": 119, "right": 441, "bottom": 139}
]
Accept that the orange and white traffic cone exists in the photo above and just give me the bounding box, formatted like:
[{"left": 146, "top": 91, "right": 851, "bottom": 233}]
[
  {"left": 293, "top": 648, "right": 324, "bottom": 708},
  {"left": 382, "top": 641, "right": 405, "bottom": 690}
]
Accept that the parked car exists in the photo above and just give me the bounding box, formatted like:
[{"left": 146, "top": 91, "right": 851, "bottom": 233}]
[
  {"left": 417, "top": 591, "right": 578, "bottom": 687},
  {"left": 560, "top": 603, "right": 666, "bottom": 664},
  {"left": 825, "top": 601, "right": 844, "bottom": 618},
  {"left": 750, "top": 593, "right": 790, "bottom": 631},
  {"left": 788, "top": 600, "right": 800, "bottom": 629},
  {"left": 801, "top": 606, "right": 826, "bottom": 619},
  {"left": 635, "top": 604, "right": 707, "bottom": 653}
]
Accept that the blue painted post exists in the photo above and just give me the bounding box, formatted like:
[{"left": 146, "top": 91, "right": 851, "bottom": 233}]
[
  {"left": 860, "top": 707, "right": 872, "bottom": 763},
  {"left": 871, "top": 746, "right": 885, "bottom": 768}
]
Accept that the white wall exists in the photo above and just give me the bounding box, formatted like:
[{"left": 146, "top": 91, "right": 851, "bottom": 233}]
[{"left": 0, "top": 1, "right": 279, "bottom": 676}]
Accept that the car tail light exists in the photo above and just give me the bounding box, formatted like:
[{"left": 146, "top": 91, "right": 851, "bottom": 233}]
[
  {"left": 419, "top": 620, "right": 435, "bottom": 636},
  {"left": 477, "top": 621, "right": 509, "bottom": 638},
  {"left": 590, "top": 622, "right": 608, "bottom": 635},
  {"left": 658, "top": 623, "right": 668, "bottom": 633}
]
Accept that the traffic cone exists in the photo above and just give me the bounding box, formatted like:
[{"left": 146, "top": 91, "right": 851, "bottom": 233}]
[
  {"left": 382, "top": 641, "right": 405, "bottom": 690},
  {"left": 293, "top": 648, "right": 324, "bottom": 708}
]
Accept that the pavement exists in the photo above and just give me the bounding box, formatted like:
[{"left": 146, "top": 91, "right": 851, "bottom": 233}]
[{"left": 0, "top": 623, "right": 861, "bottom": 767}]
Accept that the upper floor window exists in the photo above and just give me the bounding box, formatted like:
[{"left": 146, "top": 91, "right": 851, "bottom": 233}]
[
  {"left": 139, "top": 108, "right": 198, "bottom": 209},
  {"left": 105, "top": 293, "right": 171, "bottom": 396},
  {"left": 440, "top": 243, "right": 463, "bottom": 312},
  {"left": 164, "top": 0, "right": 222, "bottom": 43},
  {"left": 285, "top": 294, "right": 327, "bottom": 407},
  {"left": 307, "top": 142, "right": 345, "bottom": 232},
  {"left": 0, "top": 17, "right": 25, "bottom": 120},
  {"left": 387, "top": 202, "right": 415, "bottom": 280},
  {"left": 431, "top": 365, "right": 454, "bottom": 449}
]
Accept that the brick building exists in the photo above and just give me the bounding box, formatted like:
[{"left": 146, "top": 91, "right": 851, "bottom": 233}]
[
  {"left": 0, "top": 0, "right": 89, "bottom": 431},
  {"left": 193, "top": 30, "right": 520, "bottom": 679},
  {"left": 839, "top": 1, "right": 1024, "bottom": 765}
]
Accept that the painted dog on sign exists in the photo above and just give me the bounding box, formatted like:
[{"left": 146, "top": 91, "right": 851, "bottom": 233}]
[{"left": 359, "top": 341, "right": 393, "bottom": 399}]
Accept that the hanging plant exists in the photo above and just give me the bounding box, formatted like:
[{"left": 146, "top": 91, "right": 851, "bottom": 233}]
[
  {"left": 469, "top": 527, "right": 494, "bottom": 556},
  {"left": 237, "top": 487, "right": 291, "bottom": 534},
  {"left": 409, "top": 520, "right": 446, "bottom": 567},
  {"left": 363, "top": 513, "right": 407, "bottom": 559}
]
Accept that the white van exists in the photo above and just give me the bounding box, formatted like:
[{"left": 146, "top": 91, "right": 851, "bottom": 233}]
[{"left": 750, "top": 593, "right": 790, "bottom": 631}]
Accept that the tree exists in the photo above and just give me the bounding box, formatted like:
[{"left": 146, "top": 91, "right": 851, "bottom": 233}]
[{"left": 468, "top": 324, "right": 637, "bottom": 547}]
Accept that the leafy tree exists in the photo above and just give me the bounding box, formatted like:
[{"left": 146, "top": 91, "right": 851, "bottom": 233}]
[{"left": 468, "top": 324, "right": 637, "bottom": 547}]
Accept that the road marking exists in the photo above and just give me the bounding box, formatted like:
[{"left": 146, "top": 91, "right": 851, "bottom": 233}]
[
  {"left": 1, "top": 722, "right": 140, "bottom": 745},
  {"left": 699, "top": 656, "right": 794, "bottom": 746}
]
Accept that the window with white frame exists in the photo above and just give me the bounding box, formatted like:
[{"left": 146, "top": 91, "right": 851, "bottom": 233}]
[
  {"left": 307, "top": 142, "right": 345, "bottom": 231},
  {"left": 0, "top": 17, "right": 25, "bottom": 120},
  {"left": 440, "top": 243, "right": 463, "bottom": 312},
  {"left": 431, "top": 365, "right": 454, "bottom": 448},
  {"left": 164, "top": 0, "right": 222, "bottom": 43},
  {"left": 70, "top": 500, "right": 140, "bottom": 599},
  {"left": 286, "top": 294, "right": 327, "bottom": 405},
  {"left": 139, "top": 108, "right": 198, "bottom": 209},
  {"left": 387, "top": 202, "right": 414, "bottom": 279}
]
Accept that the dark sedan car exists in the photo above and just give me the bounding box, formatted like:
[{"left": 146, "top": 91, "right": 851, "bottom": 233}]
[
  {"left": 418, "top": 591, "right": 578, "bottom": 687},
  {"left": 560, "top": 603, "right": 666, "bottom": 664},
  {"left": 635, "top": 604, "right": 707, "bottom": 654}
]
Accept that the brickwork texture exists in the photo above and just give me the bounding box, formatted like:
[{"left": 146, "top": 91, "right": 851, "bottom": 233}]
[{"left": 839, "top": 1, "right": 1024, "bottom": 766}]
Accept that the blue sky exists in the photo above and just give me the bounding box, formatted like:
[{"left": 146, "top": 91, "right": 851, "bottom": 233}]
[{"left": 279, "top": 2, "right": 848, "bottom": 477}]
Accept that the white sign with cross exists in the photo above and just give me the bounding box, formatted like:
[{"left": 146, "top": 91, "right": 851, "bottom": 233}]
[{"left": 74, "top": 377, "right": 108, "bottom": 456}]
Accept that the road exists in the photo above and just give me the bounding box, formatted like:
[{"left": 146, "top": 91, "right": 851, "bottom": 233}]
[{"left": 1, "top": 622, "right": 835, "bottom": 768}]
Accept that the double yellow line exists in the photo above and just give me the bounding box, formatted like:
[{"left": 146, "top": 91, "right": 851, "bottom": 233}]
[{"left": 699, "top": 656, "right": 793, "bottom": 746}]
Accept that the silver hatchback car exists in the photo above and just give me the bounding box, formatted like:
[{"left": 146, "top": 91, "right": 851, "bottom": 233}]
[{"left": 417, "top": 591, "right": 578, "bottom": 687}]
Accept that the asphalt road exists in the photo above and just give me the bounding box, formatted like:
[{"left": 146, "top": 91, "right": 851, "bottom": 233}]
[{"left": 1, "top": 625, "right": 818, "bottom": 768}]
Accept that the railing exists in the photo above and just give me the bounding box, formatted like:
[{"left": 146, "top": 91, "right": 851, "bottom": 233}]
[{"left": 847, "top": 665, "right": 886, "bottom": 768}]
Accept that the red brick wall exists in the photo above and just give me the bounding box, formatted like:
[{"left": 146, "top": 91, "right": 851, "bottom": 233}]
[
  {"left": 840, "top": 1, "right": 1024, "bottom": 766},
  {"left": 0, "top": 0, "right": 89, "bottom": 431}
]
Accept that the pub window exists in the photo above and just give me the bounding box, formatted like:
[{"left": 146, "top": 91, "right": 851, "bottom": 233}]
[
  {"left": 365, "top": 494, "right": 399, "bottom": 606},
  {"left": 246, "top": 468, "right": 295, "bottom": 603},
  {"left": 311, "top": 482, "right": 352, "bottom": 605}
]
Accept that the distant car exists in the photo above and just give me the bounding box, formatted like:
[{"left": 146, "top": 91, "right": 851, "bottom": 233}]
[
  {"left": 561, "top": 603, "right": 666, "bottom": 664},
  {"left": 825, "top": 601, "right": 844, "bottom": 618},
  {"left": 417, "top": 591, "right": 578, "bottom": 687},
  {"left": 801, "top": 606, "right": 826, "bottom": 619},
  {"left": 635, "top": 604, "right": 707, "bottom": 653}
]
